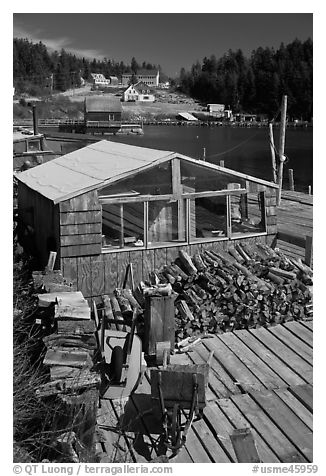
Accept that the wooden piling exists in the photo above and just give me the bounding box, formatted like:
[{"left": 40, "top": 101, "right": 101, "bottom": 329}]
[
  {"left": 288, "top": 169, "right": 294, "bottom": 191},
  {"left": 277, "top": 95, "right": 288, "bottom": 205},
  {"left": 269, "top": 123, "right": 277, "bottom": 183}
]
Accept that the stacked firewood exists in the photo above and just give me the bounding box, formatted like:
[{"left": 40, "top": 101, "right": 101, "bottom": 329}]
[
  {"left": 32, "top": 271, "right": 100, "bottom": 398},
  {"left": 148, "top": 243, "right": 313, "bottom": 342}
]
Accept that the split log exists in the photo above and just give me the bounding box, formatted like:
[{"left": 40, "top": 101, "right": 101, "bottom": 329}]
[
  {"left": 110, "top": 296, "right": 124, "bottom": 331},
  {"left": 268, "top": 267, "right": 296, "bottom": 280},
  {"left": 36, "top": 371, "right": 101, "bottom": 397},
  {"left": 192, "top": 253, "right": 207, "bottom": 272},
  {"left": 169, "top": 263, "right": 190, "bottom": 281},
  {"left": 178, "top": 250, "right": 197, "bottom": 276},
  {"left": 43, "top": 348, "right": 93, "bottom": 368},
  {"left": 266, "top": 272, "right": 284, "bottom": 285},
  {"left": 55, "top": 304, "right": 91, "bottom": 321},
  {"left": 114, "top": 288, "right": 133, "bottom": 315},
  {"left": 234, "top": 243, "right": 253, "bottom": 263},
  {"left": 57, "top": 320, "right": 96, "bottom": 336},
  {"left": 228, "top": 246, "right": 245, "bottom": 263},
  {"left": 102, "top": 295, "right": 115, "bottom": 322},
  {"left": 177, "top": 300, "right": 194, "bottom": 321},
  {"left": 122, "top": 288, "right": 142, "bottom": 310}
]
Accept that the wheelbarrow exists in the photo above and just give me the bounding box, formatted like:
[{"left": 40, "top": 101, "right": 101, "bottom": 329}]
[
  {"left": 93, "top": 302, "right": 144, "bottom": 400},
  {"left": 150, "top": 353, "right": 213, "bottom": 455}
]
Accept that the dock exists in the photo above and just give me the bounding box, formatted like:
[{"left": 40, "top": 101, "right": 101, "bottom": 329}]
[
  {"left": 276, "top": 190, "right": 313, "bottom": 263},
  {"left": 96, "top": 319, "right": 313, "bottom": 463}
]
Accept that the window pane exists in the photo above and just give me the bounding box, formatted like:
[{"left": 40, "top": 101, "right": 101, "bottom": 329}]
[
  {"left": 231, "top": 192, "right": 266, "bottom": 235},
  {"left": 27, "top": 139, "right": 42, "bottom": 151},
  {"left": 191, "top": 196, "right": 227, "bottom": 239},
  {"left": 181, "top": 161, "right": 246, "bottom": 192},
  {"left": 102, "top": 202, "right": 144, "bottom": 248},
  {"left": 148, "top": 200, "right": 186, "bottom": 244},
  {"left": 100, "top": 162, "right": 172, "bottom": 196}
]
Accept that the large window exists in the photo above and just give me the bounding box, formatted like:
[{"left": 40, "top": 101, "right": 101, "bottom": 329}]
[
  {"left": 99, "top": 160, "right": 268, "bottom": 251},
  {"left": 230, "top": 192, "right": 266, "bottom": 236},
  {"left": 190, "top": 196, "right": 227, "bottom": 240},
  {"left": 148, "top": 200, "right": 186, "bottom": 245},
  {"left": 102, "top": 202, "right": 144, "bottom": 249}
]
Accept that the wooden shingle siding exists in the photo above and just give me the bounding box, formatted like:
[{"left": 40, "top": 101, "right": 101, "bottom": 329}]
[
  {"left": 59, "top": 191, "right": 100, "bottom": 213},
  {"left": 59, "top": 191, "right": 102, "bottom": 258},
  {"left": 60, "top": 210, "right": 102, "bottom": 225}
]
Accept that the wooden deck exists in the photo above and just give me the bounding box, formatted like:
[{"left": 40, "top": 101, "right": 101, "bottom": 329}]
[
  {"left": 276, "top": 191, "right": 313, "bottom": 262},
  {"left": 96, "top": 319, "right": 313, "bottom": 463}
]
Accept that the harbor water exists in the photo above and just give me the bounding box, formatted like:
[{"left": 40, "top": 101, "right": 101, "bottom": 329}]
[{"left": 46, "top": 125, "right": 313, "bottom": 193}]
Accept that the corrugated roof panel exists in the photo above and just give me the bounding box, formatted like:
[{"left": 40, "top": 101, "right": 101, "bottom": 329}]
[
  {"left": 16, "top": 140, "right": 175, "bottom": 202},
  {"left": 16, "top": 160, "right": 102, "bottom": 201}
]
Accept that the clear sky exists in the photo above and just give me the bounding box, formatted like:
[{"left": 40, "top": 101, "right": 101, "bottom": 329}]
[{"left": 13, "top": 12, "right": 312, "bottom": 77}]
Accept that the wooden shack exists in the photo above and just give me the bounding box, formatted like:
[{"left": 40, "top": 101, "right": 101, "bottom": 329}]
[
  {"left": 16, "top": 140, "right": 278, "bottom": 301},
  {"left": 84, "top": 97, "right": 122, "bottom": 133}
]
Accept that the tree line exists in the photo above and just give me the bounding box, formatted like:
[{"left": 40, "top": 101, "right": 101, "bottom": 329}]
[
  {"left": 177, "top": 39, "right": 312, "bottom": 120},
  {"left": 13, "top": 38, "right": 164, "bottom": 94}
]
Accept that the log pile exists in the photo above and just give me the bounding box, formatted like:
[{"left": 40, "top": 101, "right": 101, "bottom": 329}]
[
  {"left": 148, "top": 243, "right": 313, "bottom": 342},
  {"left": 32, "top": 272, "right": 99, "bottom": 398}
]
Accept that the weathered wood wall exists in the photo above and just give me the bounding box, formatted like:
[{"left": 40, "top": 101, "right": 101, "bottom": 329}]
[
  {"left": 59, "top": 191, "right": 102, "bottom": 258},
  {"left": 18, "top": 182, "right": 60, "bottom": 268},
  {"left": 61, "top": 236, "right": 268, "bottom": 302}
]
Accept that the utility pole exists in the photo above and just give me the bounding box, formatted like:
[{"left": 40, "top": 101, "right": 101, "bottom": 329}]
[
  {"left": 203, "top": 147, "right": 206, "bottom": 161},
  {"left": 269, "top": 122, "right": 277, "bottom": 183},
  {"left": 277, "top": 95, "right": 287, "bottom": 205}
]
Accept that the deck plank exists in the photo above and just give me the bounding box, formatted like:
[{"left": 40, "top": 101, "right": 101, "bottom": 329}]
[
  {"left": 218, "top": 331, "right": 286, "bottom": 389},
  {"left": 233, "top": 329, "right": 307, "bottom": 387},
  {"left": 267, "top": 325, "right": 312, "bottom": 363},
  {"left": 230, "top": 393, "right": 307, "bottom": 463},
  {"left": 249, "top": 389, "right": 312, "bottom": 461},
  {"left": 216, "top": 398, "right": 281, "bottom": 463},
  {"left": 273, "top": 388, "right": 313, "bottom": 431},
  {"left": 282, "top": 321, "right": 313, "bottom": 347},
  {"left": 204, "top": 337, "right": 266, "bottom": 393},
  {"left": 289, "top": 385, "right": 313, "bottom": 413},
  {"left": 199, "top": 342, "right": 242, "bottom": 396},
  {"left": 191, "top": 417, "right": 232, "bottom": 462},
  {"left": 298, "top": 320, "right": 313, "bottom": 332},
  {"left": 187, "top": 347, "right": 230, "bottom": 399},
  {"left": 249, "top": 328, "right": 313, "bottom": 384}
]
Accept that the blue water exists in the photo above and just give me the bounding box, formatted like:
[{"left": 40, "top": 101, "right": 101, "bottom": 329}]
[{"left": 47, "top": 125, "right": 313, "bottom": 192}]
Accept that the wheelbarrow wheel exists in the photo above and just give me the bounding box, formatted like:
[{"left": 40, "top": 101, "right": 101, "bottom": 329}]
[{"left": 111, "top": 345, "right": 124, "bottom": 382}]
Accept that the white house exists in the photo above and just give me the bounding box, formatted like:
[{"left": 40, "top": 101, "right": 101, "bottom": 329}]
[
  {"left": 91, "top": 73, "right": 111, "bottom": 88},
  {"left": 123, "top": 81, "right": 155, "bottom": 102}
]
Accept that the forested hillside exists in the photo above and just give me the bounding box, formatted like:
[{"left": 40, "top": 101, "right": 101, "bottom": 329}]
[
  {"left": 178, "top": 39, "right": 313, "bottom": 120},
  {"left": 13, "top": 37, "right": 312, "bottom": 120},
  {"left": 13, "top": 38, "right": 164, "bottom": 94}
]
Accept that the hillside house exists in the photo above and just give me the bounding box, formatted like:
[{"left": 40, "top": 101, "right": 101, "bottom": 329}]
[
  {"left": 109, "top": 76, "right": 119, "bottom": 86},
  {"left": 16, "top": 141, "right": 278, "bottom": 300},
  {"left": 207, "top": 104, "right": 225, "bottom": 117},
  {"left": 123, "top": 81, "right": 155, "bottom": 102},
  {"left": 91, "top": 73, "right": 110, "bottom": 89},
  {"left": 121, "top": 69, "right": 159, "bottom": 87},
  {"left": 84, "top": 97, "right": 122, "bottom": 132}
]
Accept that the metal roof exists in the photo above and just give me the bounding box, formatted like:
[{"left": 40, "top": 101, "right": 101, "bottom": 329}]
[
  {"left": 85, "top": 97, "right": 122, "bottom": 113},
  {"left": 177, "top": 112, "right": 198, "bottom": 121},
  {"left": 16, "top": 140, "right": 175, "bottom": 203}
]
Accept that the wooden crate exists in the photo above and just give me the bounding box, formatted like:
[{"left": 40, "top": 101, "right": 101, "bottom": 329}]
[
  {"left": 143, "top": 295, "right": 176, "bottom": 356},
  {"left": 150, "top": 364, "right": 209, "bottom": 409}
]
